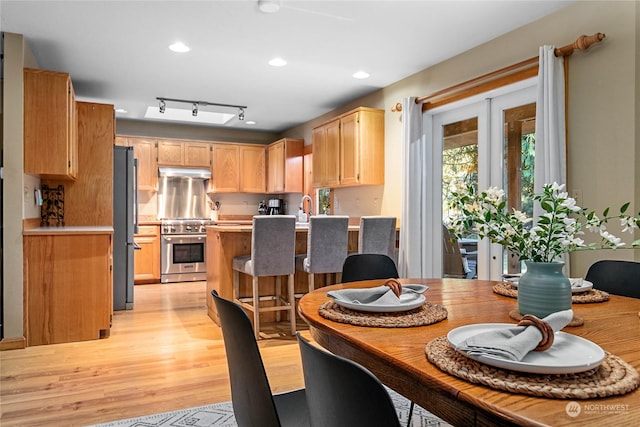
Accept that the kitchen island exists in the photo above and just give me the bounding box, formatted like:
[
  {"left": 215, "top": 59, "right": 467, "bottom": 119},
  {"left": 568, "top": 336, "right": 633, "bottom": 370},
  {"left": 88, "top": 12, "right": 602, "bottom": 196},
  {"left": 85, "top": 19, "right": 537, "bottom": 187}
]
[{"left": 205, "top": 223, "right": 362, "bottom": 325}]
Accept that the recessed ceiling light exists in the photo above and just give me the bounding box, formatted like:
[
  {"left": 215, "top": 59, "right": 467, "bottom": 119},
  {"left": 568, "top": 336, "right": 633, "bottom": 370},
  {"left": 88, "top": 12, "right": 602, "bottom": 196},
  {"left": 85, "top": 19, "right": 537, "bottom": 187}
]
[
  {"left": 245, "top": 120, "right": 257, "bottom": 125},
  {"left": 115, "top": 108, "right": 128, "bottom": 113},
  {"left": 352, "top": 71, "right": 370, "bottom": 79},
  {"left": 169, "top": 42, "right": 190, "bottom": 53},
  {"left": 258, "top": 0, "right": 281, "bottom": 13},
  {"left": 268, "top": 57, "right": 287, "bottom": 67}
]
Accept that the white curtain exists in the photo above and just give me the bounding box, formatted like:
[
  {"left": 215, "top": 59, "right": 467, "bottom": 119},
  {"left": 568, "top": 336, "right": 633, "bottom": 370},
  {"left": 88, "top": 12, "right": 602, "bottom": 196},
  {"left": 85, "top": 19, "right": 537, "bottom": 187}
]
[
  {"left": 534, "top": 45, "right": 566, "bottom": 199},
  {"left": 534, "top": 45, "right": 569, "bottom": 267},
  {"left": 398, "top": 97, "right": 430, "bottom": 278}
]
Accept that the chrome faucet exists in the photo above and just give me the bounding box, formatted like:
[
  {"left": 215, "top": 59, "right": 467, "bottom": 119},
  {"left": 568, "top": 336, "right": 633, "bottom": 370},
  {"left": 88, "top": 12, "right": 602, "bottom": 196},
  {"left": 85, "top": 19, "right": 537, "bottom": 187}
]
[{"left": 300, "top": 194, "right": 314, "bottom": 218}]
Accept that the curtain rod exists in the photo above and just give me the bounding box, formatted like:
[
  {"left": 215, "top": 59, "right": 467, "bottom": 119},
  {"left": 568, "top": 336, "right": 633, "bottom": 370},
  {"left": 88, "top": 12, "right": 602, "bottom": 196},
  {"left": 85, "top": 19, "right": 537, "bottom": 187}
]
[{"left": 391, "top": 32, "right": 605, "bottom": 112}]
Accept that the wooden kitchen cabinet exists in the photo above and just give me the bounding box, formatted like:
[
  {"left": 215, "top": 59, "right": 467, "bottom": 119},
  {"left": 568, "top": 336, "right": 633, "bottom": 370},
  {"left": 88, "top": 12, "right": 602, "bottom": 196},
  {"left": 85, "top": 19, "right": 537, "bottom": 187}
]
[
  {"left": 240, "top": 145, "right": 266, "bottom": 193},
  {"left": 312, "top": 118, "right": 341, "bottom": 188},
  {"left": 134, "top": 225, "right": 160, "bottom": 283},
  {"left": 210, "top": 143, "right": 265, "bottom": 193},
  {"left": 266, "top": 138, "right": 303, "bottom": 193},
  {"left": 211, "top": 144, "right": 240, "bottom": 192},
  {"left": 43, "top": 102, "right": 114, "bottom": 226},
  {"left": 157, "top": 140, "right": 211, "bottom": 168},
  {"left": 24, "top": 68, "right": 78, "bottom": 180},
  {"left": 24, "top": 231, "right": 113, "bottom": 346},
  {"left": 312, "top": 107, "right": 384, "bottom": 188},
  {"left": 116, "top": 136, "right": 158, "bottom": 191}
]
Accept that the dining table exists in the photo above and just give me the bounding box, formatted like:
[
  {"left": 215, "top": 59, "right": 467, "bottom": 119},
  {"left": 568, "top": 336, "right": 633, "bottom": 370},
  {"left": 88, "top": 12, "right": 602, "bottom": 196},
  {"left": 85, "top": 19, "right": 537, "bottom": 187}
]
[{"left": 297, "top": 278, "right": 640, "bottom": 427}]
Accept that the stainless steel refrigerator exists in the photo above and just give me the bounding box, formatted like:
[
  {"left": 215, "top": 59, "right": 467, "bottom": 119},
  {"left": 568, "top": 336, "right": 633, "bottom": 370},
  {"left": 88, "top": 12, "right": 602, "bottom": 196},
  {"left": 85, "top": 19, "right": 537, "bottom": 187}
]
[{"left": 113, "top": 146, "right": 138, "bottom": 310}]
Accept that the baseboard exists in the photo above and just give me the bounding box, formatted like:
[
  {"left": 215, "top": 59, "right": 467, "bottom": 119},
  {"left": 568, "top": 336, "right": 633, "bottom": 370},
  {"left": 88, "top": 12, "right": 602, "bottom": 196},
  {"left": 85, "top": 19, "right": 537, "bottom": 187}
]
[{"left": 0, "top": 336, "right": 27, "bottom": 351}]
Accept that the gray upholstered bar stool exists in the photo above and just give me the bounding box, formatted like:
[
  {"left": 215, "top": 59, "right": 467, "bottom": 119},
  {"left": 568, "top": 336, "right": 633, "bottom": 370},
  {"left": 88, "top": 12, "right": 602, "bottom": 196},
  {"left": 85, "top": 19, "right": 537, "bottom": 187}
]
[
  {"left": 232, "top": 215, "right": 297, "bottom": 339},
  {"left": 296, "top": 215, "right": 349, "bottom": 292},
  {"left": 357, "top": 216, "right": 397, "bottom": 265}
]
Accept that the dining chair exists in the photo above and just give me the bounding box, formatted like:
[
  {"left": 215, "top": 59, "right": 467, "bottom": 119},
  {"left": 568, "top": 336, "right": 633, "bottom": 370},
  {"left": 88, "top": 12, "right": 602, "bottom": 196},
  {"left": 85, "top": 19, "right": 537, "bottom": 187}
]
[
  {"left": 296, "top": 215, "right": 349, "bottom": 292},
  {"left": 232, "top": 215, "right": 297, "bottom": 339},
  {"left": 585, "top": 260, "right": 640, "bottom": 298},
  {"left": 357, "top": 216, "right": 397, "bottom": 264},
  {"left": 341, "top": 253, "right": 399, "bottom": 283},
  {"left": 442, "top": 224, "right": 476, "bottom": 279},
  {"left": 212, "top": 291, "right": 310, "bottom": 427},
  {"left": 297, "top": 333, "right": 401, "bottom": 427}
]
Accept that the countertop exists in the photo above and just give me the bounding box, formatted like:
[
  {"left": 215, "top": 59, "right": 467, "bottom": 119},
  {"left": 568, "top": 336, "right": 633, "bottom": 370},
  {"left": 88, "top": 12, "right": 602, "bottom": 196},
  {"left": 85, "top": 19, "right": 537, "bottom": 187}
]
[{"left": 23, "top": 226, "right": 114, "bottom": 236}]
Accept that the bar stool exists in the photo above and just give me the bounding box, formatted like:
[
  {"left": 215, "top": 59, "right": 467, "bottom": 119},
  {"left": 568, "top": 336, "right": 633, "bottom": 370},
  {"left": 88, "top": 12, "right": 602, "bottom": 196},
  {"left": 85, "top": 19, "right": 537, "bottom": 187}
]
[
  {"left": 232, "top": 215, "right": 297, "bottom": 339},
  {"left": 357, "top": 216, "right": 397, "bottom": 264},
  {"left": 296, "top": 216, "right": 349, "bottom": 292}
]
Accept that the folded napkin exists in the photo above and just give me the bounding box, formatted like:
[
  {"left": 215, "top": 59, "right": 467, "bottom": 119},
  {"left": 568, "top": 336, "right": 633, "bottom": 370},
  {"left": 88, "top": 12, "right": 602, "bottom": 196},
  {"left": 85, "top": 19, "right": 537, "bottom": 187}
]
[
  {"left": 327, "top": 285, "right": 402, "bottom": 306},
  {"left": 456, "top": 309, "right": 573, "bottom": 361}
]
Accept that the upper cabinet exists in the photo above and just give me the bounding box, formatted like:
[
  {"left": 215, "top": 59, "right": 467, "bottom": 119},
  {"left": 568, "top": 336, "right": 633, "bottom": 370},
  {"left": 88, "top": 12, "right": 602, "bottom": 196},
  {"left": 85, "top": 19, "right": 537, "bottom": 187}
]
[
  {"left": 240, "top": 145, "right": 266, "bottom": 193},
  {"left": 211, "top": 144, "right": 240, "bottom": 192},
  {"left": 116, "top": 136, "right": 158, "bottom": 192},
  {"left": 210, "top": 143, "right": 265, "bottom": 193},
  {"left": 266, "top": 138, "right": 303, "bottom": 193},
  {"left": 312, "top": 107, "right": 384, "bottom": 188},
  {"left": 157, "top": 140, "right": 211, "bottom": 168},
  {"left": 24, "top": 68, "right": 78, "bottom": 180}
]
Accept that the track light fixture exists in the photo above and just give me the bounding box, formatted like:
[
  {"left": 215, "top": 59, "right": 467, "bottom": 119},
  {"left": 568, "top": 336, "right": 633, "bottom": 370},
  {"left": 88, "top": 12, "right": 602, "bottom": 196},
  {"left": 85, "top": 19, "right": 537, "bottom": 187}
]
[{"left": 156, "top": 97, "right": 247, "bottom": 120}]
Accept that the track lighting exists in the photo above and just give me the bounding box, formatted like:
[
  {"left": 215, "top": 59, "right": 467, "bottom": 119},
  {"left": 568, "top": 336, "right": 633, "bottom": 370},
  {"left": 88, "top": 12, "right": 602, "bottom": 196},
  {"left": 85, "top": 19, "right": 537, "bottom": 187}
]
[{"left": 155, "top": 97, "right": 247, "bottom": 120}]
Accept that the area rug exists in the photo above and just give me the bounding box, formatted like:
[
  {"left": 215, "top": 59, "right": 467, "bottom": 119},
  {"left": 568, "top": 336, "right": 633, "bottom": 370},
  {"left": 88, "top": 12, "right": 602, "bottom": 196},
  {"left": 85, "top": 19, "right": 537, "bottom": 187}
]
[{"left": 88, "top": 387, "right": 451, "bottom": 427}]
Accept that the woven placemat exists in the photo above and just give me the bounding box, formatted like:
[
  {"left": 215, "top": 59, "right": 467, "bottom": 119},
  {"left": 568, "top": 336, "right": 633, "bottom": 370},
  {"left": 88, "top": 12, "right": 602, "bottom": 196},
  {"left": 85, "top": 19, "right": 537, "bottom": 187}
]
[
  {"left": 493, "top": 282, "right": 610, "bottom": 303},
  {"left": 426, "top": 336, "right": 639, "bottom": 399},
  {"left": 318, "top": 301, "right": 448, "bottom": 328}
]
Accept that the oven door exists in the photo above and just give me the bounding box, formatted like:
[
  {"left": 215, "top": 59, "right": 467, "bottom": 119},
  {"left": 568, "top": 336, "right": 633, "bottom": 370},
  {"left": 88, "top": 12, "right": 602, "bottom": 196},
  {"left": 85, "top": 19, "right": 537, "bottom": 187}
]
[{"left": 160, "top": 234, "right": 207, "bottom": 283}]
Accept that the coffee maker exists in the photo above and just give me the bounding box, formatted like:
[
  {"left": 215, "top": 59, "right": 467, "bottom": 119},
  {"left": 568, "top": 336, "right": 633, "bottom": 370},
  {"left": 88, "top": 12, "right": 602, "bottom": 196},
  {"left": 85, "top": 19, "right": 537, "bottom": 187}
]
[{"left": 267, "top": 198, "right": 284, "bottom": 215}]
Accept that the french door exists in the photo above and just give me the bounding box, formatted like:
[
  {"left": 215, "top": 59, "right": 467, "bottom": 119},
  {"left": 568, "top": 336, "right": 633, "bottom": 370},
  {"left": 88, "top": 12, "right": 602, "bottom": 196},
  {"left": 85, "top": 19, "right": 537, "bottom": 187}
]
[{"left": 427, "top": 80, "right": 537, "bottom": 280}]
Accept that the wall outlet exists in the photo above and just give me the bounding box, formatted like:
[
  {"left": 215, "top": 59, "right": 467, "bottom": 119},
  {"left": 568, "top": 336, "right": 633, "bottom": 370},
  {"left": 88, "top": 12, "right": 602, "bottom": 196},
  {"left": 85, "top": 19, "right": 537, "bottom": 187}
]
[{"left": 571, "top": 189, "right": 582, "bottom": 206}]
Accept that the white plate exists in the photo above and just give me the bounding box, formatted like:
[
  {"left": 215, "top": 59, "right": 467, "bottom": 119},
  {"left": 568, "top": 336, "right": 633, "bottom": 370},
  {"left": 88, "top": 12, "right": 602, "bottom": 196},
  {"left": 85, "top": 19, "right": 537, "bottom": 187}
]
[
  {"left": 505, "top": 278, "right": 593, "bottom": 294},
  {"left": 331, "top": 285, "right": 427, "bottom": 313},
  {"left": 447, "top": 323, "right": 605, "bottom": 374}
]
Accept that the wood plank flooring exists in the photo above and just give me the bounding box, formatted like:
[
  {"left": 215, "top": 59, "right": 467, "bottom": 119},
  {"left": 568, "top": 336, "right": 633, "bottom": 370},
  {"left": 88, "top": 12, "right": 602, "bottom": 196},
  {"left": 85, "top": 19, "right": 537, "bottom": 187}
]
[{"left": 0, "top": 281, "right": 308, "bottom": 426}]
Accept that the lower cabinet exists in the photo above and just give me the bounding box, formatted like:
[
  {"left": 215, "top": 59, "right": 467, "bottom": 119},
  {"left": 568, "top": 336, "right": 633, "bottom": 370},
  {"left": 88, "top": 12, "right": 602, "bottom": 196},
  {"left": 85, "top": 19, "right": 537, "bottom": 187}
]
[
  {"left": 134, "top": 225, "right": 160, "bottom": 283},
  {"left": 24, "top": 232, "right": 113, "bottom": 346}
]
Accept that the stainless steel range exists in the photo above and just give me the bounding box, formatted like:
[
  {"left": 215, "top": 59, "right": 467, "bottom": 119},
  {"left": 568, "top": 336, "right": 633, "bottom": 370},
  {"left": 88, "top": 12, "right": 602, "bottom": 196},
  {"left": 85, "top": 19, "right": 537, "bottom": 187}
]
[{"left": 160, "top": 219, "right": 212, "bottom": 283}]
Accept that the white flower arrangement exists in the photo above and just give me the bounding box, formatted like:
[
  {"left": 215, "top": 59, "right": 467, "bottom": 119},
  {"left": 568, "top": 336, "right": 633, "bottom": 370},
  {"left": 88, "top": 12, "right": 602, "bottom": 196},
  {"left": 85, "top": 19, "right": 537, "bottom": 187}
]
[{"left": 448, "top": 182, "right": 640, "bottom": 263}]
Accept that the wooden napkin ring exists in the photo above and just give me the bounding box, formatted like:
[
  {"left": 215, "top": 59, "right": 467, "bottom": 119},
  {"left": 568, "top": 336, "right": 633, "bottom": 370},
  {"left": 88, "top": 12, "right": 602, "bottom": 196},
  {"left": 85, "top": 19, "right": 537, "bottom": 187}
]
[
  {"left": 383, "top": 279, "right": 402, "bottom": 297},
  {"left": 517, "top": 314, "right": 555, "bottom": 351}
]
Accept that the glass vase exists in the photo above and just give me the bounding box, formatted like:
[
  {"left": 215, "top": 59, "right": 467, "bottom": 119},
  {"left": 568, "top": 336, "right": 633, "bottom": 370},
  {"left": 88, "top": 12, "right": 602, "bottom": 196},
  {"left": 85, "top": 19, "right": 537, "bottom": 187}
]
[{"left": 517, "top": 261, "right": 572, "bottom": 318}]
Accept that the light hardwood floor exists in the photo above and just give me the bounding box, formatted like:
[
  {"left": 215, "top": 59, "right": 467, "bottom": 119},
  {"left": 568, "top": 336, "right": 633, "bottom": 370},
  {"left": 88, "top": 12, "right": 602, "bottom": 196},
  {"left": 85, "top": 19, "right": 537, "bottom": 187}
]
[{"left": 0, "top": 281, "right": 308, "bottom": 426}]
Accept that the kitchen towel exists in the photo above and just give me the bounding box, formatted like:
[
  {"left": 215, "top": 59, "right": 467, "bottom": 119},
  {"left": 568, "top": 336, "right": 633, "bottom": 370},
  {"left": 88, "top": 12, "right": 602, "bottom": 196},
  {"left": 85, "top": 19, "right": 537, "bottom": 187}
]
[{"left": 456, "top": 309, "right": 573, "bottom": 361}]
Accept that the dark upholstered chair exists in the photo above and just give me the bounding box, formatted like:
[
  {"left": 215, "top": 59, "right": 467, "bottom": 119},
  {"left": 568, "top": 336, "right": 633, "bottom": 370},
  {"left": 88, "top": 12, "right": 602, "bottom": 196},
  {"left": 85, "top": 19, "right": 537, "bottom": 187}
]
[
  {"left": 585, "top": 260, "right": 640, "bottom": 298},
  {"left": 297, "top": 333, "right": 401, "bottom": 427},
  {"left": 212, "top": 291, "right": 310, "bottom": 427},
  {"left": 296, "top": 215, "right": 349, "bottom": 292},
  {"left": 232, "top": 215, "right": 297, "bottom": 339},
  {"left": 341, "top": 254, "right": 399, "bottom": 283},
  {"left": 358, "top": 216, "right": 397, "bottom": 264}
]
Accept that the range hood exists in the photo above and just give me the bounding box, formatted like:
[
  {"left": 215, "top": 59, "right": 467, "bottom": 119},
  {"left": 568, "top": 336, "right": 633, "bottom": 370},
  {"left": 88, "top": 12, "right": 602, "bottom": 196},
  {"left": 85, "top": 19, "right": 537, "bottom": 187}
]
[
  {"left": 158, "top": 167, "right": 211, "bottom": 179},
  {"left": 157, "top": 167, "right": 211, "bottom": 219}
]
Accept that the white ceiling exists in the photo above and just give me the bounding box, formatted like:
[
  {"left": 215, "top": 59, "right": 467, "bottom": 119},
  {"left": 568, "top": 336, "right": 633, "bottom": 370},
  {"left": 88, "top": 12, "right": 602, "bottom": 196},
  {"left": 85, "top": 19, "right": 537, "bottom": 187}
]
[{"left": 2, "top": 0, "right": 574, "bottom": 133}]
